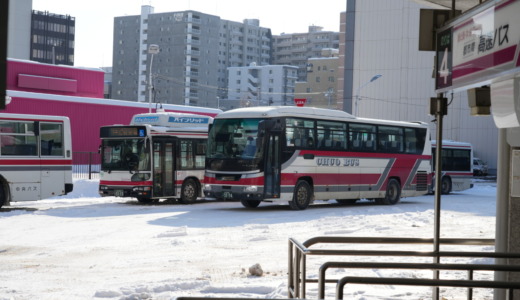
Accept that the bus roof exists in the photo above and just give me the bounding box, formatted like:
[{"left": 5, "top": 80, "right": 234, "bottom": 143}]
[
  {"left": 431, "top": 139, "right": 472, "bottom": 148},
  {"left": 216, "top": 106, "right": 428, "bottom": 128},
  {"left": 130, "top": 112, "right": 213, "bottom": 131},
  {"left": 0, "top": 112, "right": 70, "bottom": 122}
]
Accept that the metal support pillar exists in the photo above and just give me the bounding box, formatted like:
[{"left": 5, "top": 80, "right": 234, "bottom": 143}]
[
  {"left": 432, "top": 95, "right": 447, "bottom": 300},
  {"left": 495, "top": 128, "right": 511, "bottom": 299}
]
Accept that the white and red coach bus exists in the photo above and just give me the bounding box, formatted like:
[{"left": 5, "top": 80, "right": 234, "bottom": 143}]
[
  {"left": 0, "top": 113, "right": 73, "bottom": 208},
  {"left": 430, "top": 140, "right": 474, "bottom": 194},
  {"left": 98, "top": 112, "right": 213, "bottom": 204},
  {"left": 203, "top": 106, "right": 431, "bottom": 210}
]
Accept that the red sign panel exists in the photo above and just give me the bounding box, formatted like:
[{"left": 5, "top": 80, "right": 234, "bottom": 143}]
[{"left": 294, "top": 98, "right": 306, "bottom": 107}]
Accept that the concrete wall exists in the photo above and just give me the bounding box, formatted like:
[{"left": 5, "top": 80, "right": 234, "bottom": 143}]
[
  {"left": 347, "top": 0, "right": 498, "bottom": 173},
  {"left": 7, "top": 0, "right": 31, "bottom": 60}
]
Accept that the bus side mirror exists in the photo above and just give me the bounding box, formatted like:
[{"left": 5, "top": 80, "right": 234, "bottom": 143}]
[{"left": 98, "top": 145, "right": 102, "bottom": 154}]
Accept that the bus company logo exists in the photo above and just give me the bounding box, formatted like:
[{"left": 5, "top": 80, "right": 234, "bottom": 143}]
[
  {"left": 316, "top": 158, "right": 360, "bottom": 167},
  {"left": 16, "top": 186, "right": 38, "bottom": 192},
  {"left": 169, "top": 117, "right": 209, "bottom": 124},
  {"left": 133, "top": 116, "right": 159, "bottom": 124}
]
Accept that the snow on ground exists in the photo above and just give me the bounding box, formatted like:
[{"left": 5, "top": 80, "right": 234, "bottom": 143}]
[{"left": 0, "top": 179, "right": 497, "bottom": 299}]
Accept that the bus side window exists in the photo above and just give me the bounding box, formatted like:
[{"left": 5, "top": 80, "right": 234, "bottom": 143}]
[
  {"left": 307, "top": 137, "right": 314, "bottom": 148},
  {"left": 195, "top": 140, "right": 206, "bottom": 169}
]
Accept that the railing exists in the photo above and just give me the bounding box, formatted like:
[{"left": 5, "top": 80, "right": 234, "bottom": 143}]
[
  {"left": 288, "top": 236, "right": 520, "bottom": 299},
  {"left": 337, "top": 276, "right": 520, "bottom": 299},
  {"left": 72, "top": 151, "right": 100, "bottom": 179}
]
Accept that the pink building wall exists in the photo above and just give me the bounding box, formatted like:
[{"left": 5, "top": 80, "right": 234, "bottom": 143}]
[
  {"left": 7, "top": 59, "right": 104, "bottom": 98},
  {"left": 3, "top": 60, "right": 220, "bottom": 155}
]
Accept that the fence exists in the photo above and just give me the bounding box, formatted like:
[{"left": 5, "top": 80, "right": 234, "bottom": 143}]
[
  {"left": 72, "top": 151, "right": 101, "bottom": 179},
  {"left": 288, "top": 236, "right": 520, "bottom": 299}
]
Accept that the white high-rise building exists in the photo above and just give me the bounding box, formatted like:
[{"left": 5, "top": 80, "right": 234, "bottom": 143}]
[{"left": 227, "top": 64, "right": 298, "bottom": 108}]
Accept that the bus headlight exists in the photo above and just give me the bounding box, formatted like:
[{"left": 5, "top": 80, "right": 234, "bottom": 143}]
[
  {"left": 204, "top": 184, "right": 212, "bottom": 191},
  {"left": 243, "top": 186, "right": 258, "bottom": 193},
  {"left": 132, "top": 186, "right": 151, "bottom": 192}
]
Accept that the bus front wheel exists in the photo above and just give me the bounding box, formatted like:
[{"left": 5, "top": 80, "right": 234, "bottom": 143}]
[
  {"left": 378, "top": 179, "right": 401, "bottom": 205},
  {"left": 241, "top": 199, "right": 261, "bottom": 208},
  {"left": 289, "top": 180, "right": 312, "bottom": 210},
  {"left": 179, "top": 178, "right": 198, "bottom": 204}
]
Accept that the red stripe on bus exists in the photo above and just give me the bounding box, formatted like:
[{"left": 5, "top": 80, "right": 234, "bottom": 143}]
[
  {"left": 299, "top": 150, "right": 431, "bottom": 160},
  {"left": 281, "top": 173, "right": 382, "bottom": 186},
  {"left": 99, "top": 180, "right": 152, "bottom": 186},
  {"left": 0, "top": 159, "right": 72, "bottom": 165}
]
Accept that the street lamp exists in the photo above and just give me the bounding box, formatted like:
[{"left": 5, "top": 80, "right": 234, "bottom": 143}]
[
  {"left": 148, "top": 44, "right": 160, "bottom": 113},
  {"left": 354, "top": 74, "right": 382, "bottom": 116},
  {"left": 325, "top": 89, "right": 334, "bottom": 109}
]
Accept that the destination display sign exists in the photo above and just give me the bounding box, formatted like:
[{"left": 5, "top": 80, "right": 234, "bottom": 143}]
[
  {"left": 436, "top": 0, "right": 520, "bottom": 92},
  {"left": 100, "top": 126, "right": 146, "bottom": 138}
]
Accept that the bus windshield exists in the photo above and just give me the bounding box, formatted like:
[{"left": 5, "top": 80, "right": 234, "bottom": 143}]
[
  {"left": 101, "top": 138, "right": 150, "bottom": 172},
  {"left": 207, "top": 118, "right": 265, "bottom": 159}
]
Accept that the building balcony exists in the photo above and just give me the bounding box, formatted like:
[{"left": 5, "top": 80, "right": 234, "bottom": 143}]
[
  {"left": 184, "top": 70, "right": 199, "bottom": 77},
  {"left": 185, "top": 38, "right": 201, "bottom": 45},
  {"left": 186, "top": 17, "right": 201, "bottom": 24},
  {"left": 186, "top": 27, "right": 201, "bottom": 35},
  {"left": 185, "top": 59, "right": 200, "bottom": 67},
  {"left": 185, "top": 49, "right": 201, "bottom": 56}
]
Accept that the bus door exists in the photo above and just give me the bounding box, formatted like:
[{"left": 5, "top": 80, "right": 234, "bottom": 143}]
[
  {"left": 264, "top": 132, "right": 281, "bottom": 199},
  {"left": 152, "top": 138, "right": 176, "bottom": 198}
]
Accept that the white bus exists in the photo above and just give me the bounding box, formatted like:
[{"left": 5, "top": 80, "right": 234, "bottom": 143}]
[
  {"left": 98, "top": 112, "right": 213, "bottom": 204},
  {"left": 431, "top": 140, "right": 474, "bottom": 194},
  {"left": 204, "top": 106, "right": 432, "bottom": 210},
  {"left": 0, "top": 113, "right": 73, "bottom": 208}
]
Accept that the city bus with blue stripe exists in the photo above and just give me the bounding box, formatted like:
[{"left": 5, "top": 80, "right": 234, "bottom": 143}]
[{"left": 98, "top": 112, "right": 213, "bottom": 204}]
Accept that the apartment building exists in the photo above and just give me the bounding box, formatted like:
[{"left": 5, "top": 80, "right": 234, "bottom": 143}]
[
  {"left": 227, "top": 63, "right": 298, "bottom": 109},
  {"left": 295, "top": 49, "right": 339, "bottom": 109},
  {"left": 112, "top": 5, "right": 272, "bottom": 107},
  {"left": 272, "top": 26, "right": 339, "bottom": 82}
]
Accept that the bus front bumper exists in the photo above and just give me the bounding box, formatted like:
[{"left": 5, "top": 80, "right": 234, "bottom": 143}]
[
  {"left": 203, "top": 184, "right": 263, "bottom": 201},
  {"left": 99, "top": 185, "right": 152, "bottom": 198}
]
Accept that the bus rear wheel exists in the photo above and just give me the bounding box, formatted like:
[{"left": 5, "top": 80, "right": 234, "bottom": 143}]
[
  {"left": 378, "top": 179, "right": 401, "bottom": 205},
  {"left": 441, "top": 176, "right": 452, "bottom": 195},
  {"left": 241, "top": 199, "right": 261, "bottom": 208},
  {"left": 289, "top": 180, "right": 312, "bottom": 210},
  {"left": 0, "top": 183, "right": 6, "bottom": 208},
  {"left": 179, "top": 178, "right": 198, "bottom": 204}
]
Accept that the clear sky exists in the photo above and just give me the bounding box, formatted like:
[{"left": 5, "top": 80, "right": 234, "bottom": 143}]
[{"left": 32, "top": 0, "right": 346, "bottom": 68}]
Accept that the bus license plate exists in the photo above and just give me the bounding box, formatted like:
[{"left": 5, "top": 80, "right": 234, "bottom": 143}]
[
  {"left": 222, "top": 191, "right": 233, "bottom": 199},
  {"left": 115, "top": 190, "right": 124, "bottom": 197}
]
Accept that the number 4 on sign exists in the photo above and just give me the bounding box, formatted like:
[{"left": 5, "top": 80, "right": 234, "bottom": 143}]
[{"left": 438, "top": 48, "right": 450, "bottom": 84}]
